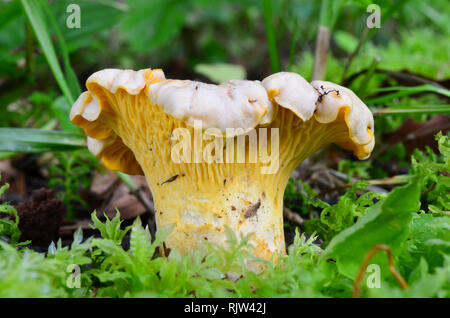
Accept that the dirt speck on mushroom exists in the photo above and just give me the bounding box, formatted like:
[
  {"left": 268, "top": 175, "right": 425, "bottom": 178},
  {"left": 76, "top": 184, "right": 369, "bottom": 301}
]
[{"left": 244, "top": 201, "right": 261, "bottom": 219}]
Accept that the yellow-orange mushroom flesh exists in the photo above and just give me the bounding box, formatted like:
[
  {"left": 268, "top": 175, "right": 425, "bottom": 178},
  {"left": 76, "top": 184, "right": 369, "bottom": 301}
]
[{"left": 70, "top": 69, "right": 375, "bottom": 269}]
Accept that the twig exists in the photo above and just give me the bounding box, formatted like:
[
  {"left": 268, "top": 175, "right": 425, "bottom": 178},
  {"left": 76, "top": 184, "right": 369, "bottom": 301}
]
[
  {"left": 312, "top": 25, "right": 330, "bottom": 81},
  {"left": 283, "top": 207, "right": 304, "bottom": 226},
  {"left": 326, "top": 169, "right": 390, "bottom": 192},
  {"left": 352, "top": 244, "right": 408, "bottom": 298},
  {"left": 421, "top": 172, "right": 448, "bottom": 196},
  {"left": 318, "top": 174, "right": 411, "bottom": 197}
]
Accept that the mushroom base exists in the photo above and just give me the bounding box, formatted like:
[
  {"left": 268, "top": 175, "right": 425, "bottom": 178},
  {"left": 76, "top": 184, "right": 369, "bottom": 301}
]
[{"left": 150, "top": 167, "right": 288, "bottom": 263}]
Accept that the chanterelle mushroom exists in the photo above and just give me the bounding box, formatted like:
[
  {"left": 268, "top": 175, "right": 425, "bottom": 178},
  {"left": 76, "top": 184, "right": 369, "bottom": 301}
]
[{"left": 70, "top": 68, "right": 374, "bottom": 267}]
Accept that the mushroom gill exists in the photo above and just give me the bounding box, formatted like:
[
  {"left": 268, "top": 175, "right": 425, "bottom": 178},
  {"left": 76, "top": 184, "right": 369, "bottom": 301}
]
[{"left": 70, "top": 68, "right": 375, "bottom": 267}]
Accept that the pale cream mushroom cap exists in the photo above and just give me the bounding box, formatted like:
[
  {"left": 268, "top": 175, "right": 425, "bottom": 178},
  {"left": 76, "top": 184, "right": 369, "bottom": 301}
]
[
  {"left": 261, "top": 71, "right": 319, "bottom": 121},
  {"left": 147, "top": 79, "right": 272, "bottom": 135},
  {"left": 311, "top": 80, "right": 375, "bottom": 159}
]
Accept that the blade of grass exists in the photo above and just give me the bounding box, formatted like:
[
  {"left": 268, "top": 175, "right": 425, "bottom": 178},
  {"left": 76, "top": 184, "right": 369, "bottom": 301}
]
[
  {"left": 375, "top": 85, "right": 450, "bottom": 94},
  {"left": 0, "top": 128, "right": 85, "bottom": 153},
  {"left": 262, "top": 0, "right": 280, "bottom": 73},
  {"left": 20, "top": 0, "right": 75, "bottom": 104},
  {"left": 373, "top": 107, "right": 450, "bottom": 116},
  {"left": 41, "top": 1, "right": 81, "bottom": 97},
  {"left": 318, "top": 0, "right": 343, "bottom": 29},
  {"left": 0, "top": 141, "right": 84, "bottom": 153},
  {"left": 366, "top": 85, "right": 450, "bottom": 105},
  {"left": 288, "top": 17, "right": 299, "bottom": 69},
  {"left": 312, "top": 0, "right": 343, "bottom": 81},
  {"left": 20, "top": 0, "right": 141, "bottom": 197},
  {"left": 93, "top": 0, "right": 129, "bottom": 12}
]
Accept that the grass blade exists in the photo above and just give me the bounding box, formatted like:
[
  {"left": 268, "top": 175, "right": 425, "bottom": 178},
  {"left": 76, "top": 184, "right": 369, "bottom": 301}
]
[
  {"left": 20, "top": 0, "right": 75, "bottom": 104},
  {"left": 366, "top": 85, "right": 450, "bottom": 105},
  {"left": 0, "top": 128, "right": 85, "bottom": 153},
  {"left": 288, "top": 17, "right": 299, "bottom": 69},
  {"left": 374, "top": 107, "right": 450, "bottom": 116},
  {"left": 312, "top": 0, "right": 343, "bottom": 81},
  {"left": 41, "top": 1, "right": 81, "bottom": 98},
  {"left": 262, "top": 0, "right": 280, "bottom": 73}
]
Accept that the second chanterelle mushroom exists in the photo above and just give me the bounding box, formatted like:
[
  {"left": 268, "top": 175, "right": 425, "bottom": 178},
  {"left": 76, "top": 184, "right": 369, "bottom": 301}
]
[{"left": 70, "top": 68, "right": 374, "bottom": 268}]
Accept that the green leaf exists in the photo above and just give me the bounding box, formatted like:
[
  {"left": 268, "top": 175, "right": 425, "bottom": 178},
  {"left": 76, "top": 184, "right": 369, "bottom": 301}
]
[
  {"left": 90, "top": 210, "right": 131, "bottom": 245},
  {"left": 0, "top": 0, "right": 22, "bottom": 31},
  {"left": 334, "top": 31, "right": 358, "bottom": 54},
  {"left": 194, "top": 63, "right": 246, "bottom": 84},
  {"left": 119, "top": 0, "right": 186, "bottom": 53},
  {"left": 129, "top": 217, "right": 152, "bottom": 262},
  {"left": 324, "top": 181, "right": 421, "bottom": 279},
  {"left": 400, "top": 213, "right": 450, "bottom": 273},
  {"left": 0, "top": 183, "right": 21, "bottom": 245}
]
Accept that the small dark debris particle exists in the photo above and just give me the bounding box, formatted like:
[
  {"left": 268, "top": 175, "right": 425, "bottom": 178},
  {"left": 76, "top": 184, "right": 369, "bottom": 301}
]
[
  {"left": 204, "top": 237, "right": 208, "bottom": 240},
  {"left": 262, "top": 191, "right": 266, "bottom": 198},
  {"left": 315, "top": 85, "right": 341, "bottom": 103},
  {"left": 161, "top": 174, "right": 179, "bottom": 185},
  {"left": 162, "top": 242, "right": 171, "bottom": 257},
  {"left": 244, "top": 201, "right": 261, "bottom": 219},
  {"left": 231, "top": 206, "right": 236, "bottom": 211},
  {"left": 223, "top": 178, "right": 227, "bottom": 186}
]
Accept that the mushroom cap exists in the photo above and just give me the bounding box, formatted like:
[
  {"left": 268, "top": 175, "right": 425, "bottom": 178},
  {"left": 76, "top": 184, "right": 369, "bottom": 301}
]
[
  {"left": 70, "top": 68, "right": 166, "bottom": 174},
  {"left": 147, "top": 79, "right": 272, "bottom": 136},
  {"left": 70, "top": 69, "right": 375, "bottom": 175},
  {"left": 260, "top": 73, "right": 374, "bottom": 160},
  {"left": 311, "top": 80, "right": 375, "bottom": 159},
  {"left": 261, "top": 72, "right": 318, "bottom": 121}
]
